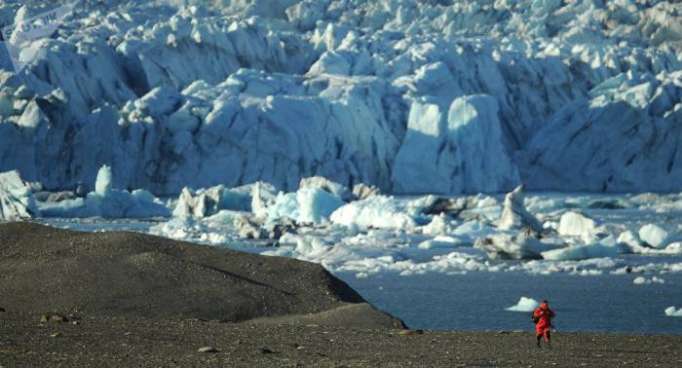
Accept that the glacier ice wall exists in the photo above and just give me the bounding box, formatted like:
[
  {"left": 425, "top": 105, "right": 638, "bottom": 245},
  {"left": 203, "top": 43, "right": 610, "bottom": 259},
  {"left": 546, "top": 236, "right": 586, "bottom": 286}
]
[{"left": 0, "top": 0, "right": 681, "bottom": 194}]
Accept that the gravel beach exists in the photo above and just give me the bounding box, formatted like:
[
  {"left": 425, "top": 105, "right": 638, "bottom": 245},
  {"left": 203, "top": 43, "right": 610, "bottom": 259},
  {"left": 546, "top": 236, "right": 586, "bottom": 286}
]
[{"left": 1, "top": 315, "right": 681, "bottom": 367}]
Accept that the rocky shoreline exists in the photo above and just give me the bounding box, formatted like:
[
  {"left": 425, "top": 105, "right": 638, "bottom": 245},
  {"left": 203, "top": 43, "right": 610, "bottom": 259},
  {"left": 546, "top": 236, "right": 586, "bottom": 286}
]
[{"left": 1, "top": 314, "right": 681, "bottom": 367}]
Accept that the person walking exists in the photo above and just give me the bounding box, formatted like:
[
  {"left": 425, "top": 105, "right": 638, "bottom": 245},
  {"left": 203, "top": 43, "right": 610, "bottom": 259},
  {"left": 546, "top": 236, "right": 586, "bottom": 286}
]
[{"left": 532, "top": 300, "right": 555, "bottom": 348}]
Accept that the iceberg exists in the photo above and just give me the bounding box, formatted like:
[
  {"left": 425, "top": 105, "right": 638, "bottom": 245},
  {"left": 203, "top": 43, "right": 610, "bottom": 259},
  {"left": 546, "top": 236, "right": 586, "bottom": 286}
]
[
  {"left": 497, "top": 185, "right": 543, "bottom": 233},
  {"left": 299, "top": 176, "right": 353, "bottom": 202},
  {"left": 665, "top": 307, "right": 682, "bottom": 318},
  {"left": 421, "top": 213, "right": 454, "bottom": 236},
  {"left": 0, "top": 170, "right": 39, "bottom": 220},
  {"left": 330, "top": 195, "right": 417, "bottom": 230},
  {"left": 541, "top": 244, "right": 622, "bottom": 261},
  {"left": 474, "top": 232, "right": 553, "bottom": 260},
  {"left": 173, "top": 185, "right": 252, "bottom": 218},
  {"left": 251, "top": 182, "right": 278, "bottom": 220},
  {"left": 418, "top": 235, "right": 465, "bottom": 250},
  {"left": 617, "top": 230, "right": 644, "bottom": 252},
  {"left": 557, "top": 211, "right": 599, "bottom": 242},
  {"left": 638, "top": 224, "right": 670, "bottom": 249},
  {"left": 296, "top": 187, "right": 344, "bottom": 224},
  {"left": 505, "top": 297, "right": 539, "bottom": 313},
  {"left": 633, "top": 276, "right": 665, "bottom": 285},
  {"left": 244, "top": 177, "right": 348, "bottom": 225},
  {"left": 38, "top": 166, "right": 170, "bottom": 218}
]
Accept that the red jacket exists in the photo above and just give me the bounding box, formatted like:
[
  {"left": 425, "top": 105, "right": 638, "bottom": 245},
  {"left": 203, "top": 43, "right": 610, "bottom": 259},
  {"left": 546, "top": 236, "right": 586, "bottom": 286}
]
[{"left": 533, "top": 303, "right": 555, "bottom": 333}]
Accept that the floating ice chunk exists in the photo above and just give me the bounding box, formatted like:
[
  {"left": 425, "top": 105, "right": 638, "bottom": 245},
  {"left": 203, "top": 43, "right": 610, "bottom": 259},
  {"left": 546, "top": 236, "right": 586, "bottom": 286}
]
[
  {"left": 664, "top": 242, "right": 682, "bottom": 254},
  {"left": 558, "top": 211, "right": 598, "bottom": 242},
  {"left": 173, "top": 185, "right": 251, "bottom": 218},
  {"left": 148, "top": 211, "right": 246, "bottom": 246},
  {"left": 37, "top": 197, "right": 86, "bottom": 217},
  {"left": 497, "top": 185, "right": 543, "bottom": 233},
  {"left": 543, "top": 221, "right": 559, "bottom": 231},
  {"left": 638, "top": 224, "right": 669, "bottom": 249},
  {"left": 262, "top": 186, "right": 344, "bottom": 225},
  {"left": 505, "top": 297, "right": 539, "bottom": 312},
  {"left": 234, "top": 213, "right": 266, "bottom": 239},
  {"left": 665, "top": 307, "right": 682, "bottom": 317},
  {"left": 422, "top": 213, "right": 454, "bottom": 236},
  {"left": 251, "top": 182, "right": 278, "bottom": 220},
  {"left": 296, "top": 187, "right": 344, "bottom": 224},
  {"left": 40, "top": 166, "right": 169, "bottom": 219},
  {"left": 95, "top": 165, "right": 112, "bottom": 195},
  {"left": 453, "top": 220, "right": 495, "bottom": 243},
  {"left": 474, "top": 232, "right": 554, "bottom": 260},
  {"left": 617, "top": 230, "right": 643, "bottom": 251},
  {"left": 418, "top": 235, "right": 464, "bottom": 250},
  {"left": 330, "top": 195, "right": 416, "bottom": 230},
  {"left": 541, "top": 244, "right": 621, "bottom": 261},
  {"left": 267, "top": 192, "right": 299, "bottom": 223},
  {"left": 633, "top": 276, "right": 665, "bottom": 285},
  {"left": 0, "top": 170, "right": 39, "bottom": 220},
  {"left": 299, "top": 176, "right": 352, "bottom": 202},
  {"left": 87, "top": 188, "right": 170, "bottom": 219},
  {"left": 352, "top": 183, "right": 380, "bottom": 200},
  {"left": 599, "top": 234, "right": 620, "bottom": 248}
]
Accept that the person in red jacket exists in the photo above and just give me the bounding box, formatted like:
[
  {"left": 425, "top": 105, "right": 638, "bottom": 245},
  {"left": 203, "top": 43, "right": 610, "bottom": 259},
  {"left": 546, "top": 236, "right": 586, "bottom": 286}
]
[{"left": 532, "top": 300, "right": 555, "bottom": 348}]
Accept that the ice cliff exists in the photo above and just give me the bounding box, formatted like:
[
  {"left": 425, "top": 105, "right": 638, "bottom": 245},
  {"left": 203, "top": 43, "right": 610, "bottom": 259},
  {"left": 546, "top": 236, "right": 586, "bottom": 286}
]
[{"left": 1, "top": 0, "right": 681, "bottom": 195}]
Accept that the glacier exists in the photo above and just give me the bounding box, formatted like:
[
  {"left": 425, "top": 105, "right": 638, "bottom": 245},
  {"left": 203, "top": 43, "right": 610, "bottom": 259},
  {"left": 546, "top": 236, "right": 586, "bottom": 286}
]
[{"left": 0, "top": 0, "right": 680, "bottom": 195}]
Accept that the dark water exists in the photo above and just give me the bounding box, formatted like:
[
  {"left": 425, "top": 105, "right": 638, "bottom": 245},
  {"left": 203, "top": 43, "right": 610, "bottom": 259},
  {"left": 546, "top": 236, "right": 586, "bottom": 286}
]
[{"left": 337, "top": 271, "right": 682, "bottom": 334}]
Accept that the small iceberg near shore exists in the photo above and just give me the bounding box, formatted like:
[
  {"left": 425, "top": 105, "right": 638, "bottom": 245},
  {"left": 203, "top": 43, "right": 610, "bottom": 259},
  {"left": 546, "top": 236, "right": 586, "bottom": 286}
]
[
  {"left": 665, "top": 307, "right": 682, "bottom": 318},
  {"left": 505, "top": 297, "right": 539, "bottom": 312}
]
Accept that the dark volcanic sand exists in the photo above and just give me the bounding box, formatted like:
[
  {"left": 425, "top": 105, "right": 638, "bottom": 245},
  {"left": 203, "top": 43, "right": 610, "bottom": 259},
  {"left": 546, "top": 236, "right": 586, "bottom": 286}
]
[{"left": 1, "top": 314, "right": 681, "bottom": 367}]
